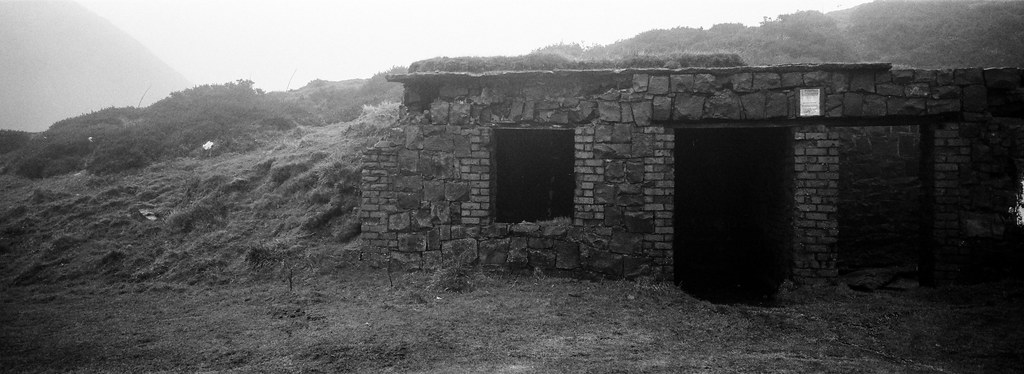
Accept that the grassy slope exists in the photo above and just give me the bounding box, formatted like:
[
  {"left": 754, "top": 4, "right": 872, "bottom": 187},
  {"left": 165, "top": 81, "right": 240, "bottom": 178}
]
[
  {"left": 0, "top": 109, "right": 395, "bottom": 289},
  {"left": 2, "top": 272, "right": 1023, "bottom": 373}
]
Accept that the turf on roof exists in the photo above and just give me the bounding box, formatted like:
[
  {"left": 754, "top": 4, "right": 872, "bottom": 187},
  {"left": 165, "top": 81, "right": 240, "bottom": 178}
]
[{"left": 407, "top": 53, "right": 746, "bottom": 73}]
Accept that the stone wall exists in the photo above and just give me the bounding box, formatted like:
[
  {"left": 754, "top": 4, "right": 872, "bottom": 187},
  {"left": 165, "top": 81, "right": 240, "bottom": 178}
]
[{"left": 363, "top": 64, "right": 1024, "bottom": 285}]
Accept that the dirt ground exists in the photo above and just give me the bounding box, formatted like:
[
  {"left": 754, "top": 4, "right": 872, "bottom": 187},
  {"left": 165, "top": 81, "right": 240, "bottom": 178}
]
[{"left": 2, "top": 269, "right": 1023, "bottom": 373}]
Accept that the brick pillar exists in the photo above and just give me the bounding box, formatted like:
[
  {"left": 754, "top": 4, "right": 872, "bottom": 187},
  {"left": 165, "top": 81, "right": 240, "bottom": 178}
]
[
  {"left": 642, "top": 126, "right": 675, "bottom": 279},
  {"left": 359, "top": 147, "right": 399, "bottom": 262},
  {"left": 921, "top": 122, "right": 971, "bottom": 285},
  {"left": 792, "top": 125, "right": 840, "bottom": 284}
]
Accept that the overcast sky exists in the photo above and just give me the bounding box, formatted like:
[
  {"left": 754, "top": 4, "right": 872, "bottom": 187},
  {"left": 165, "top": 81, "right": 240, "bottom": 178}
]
[{"left": 77, "top": 0, "right": 874, "bottom": 92}]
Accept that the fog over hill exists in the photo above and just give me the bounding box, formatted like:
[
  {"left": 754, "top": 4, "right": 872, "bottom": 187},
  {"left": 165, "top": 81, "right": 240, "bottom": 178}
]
[{"left": 0, "top": 1, "right": 190, "bottom": 132}]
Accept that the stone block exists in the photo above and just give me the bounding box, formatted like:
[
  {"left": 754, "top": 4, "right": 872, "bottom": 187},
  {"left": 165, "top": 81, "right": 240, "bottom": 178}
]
[
  {"left": 829, "top": 72, "right": 849, "bottom": 93},
  {"left": 612, "top": 123, "right": 632, "bottom": 143},
  {"left": 588, "top": 251, "right": 623, "bottom": 275},
  {"left": 731, "top": 72, "right": 753, "bottom": 92},
  {"left": 430, "top": 101, "right": 450, "bottom": 124},
  {"left": 954, "top": 68, "right": 984, "bottom": 85},
  {"left": 740, "top": 92, "right": 766, "bottom": 119},
  {"left": 404, "top": 125, "right": 423, "bottom": 149},
  {"left": 604, "top": 205, "right": 623, "bottom": 226},
  {"left": 766, "top": 92, "right": 789, "bottom": 118},
  {"left": 648, "top": 76, "right": 670, "bottom": 95},
  {"left": 422, "top": 135, "right": 453, "bottom": 152},
  {"left": 507, "top": 243, "right": 529, "bottom": 268},
  {"left": 842, "top": 93, "right": 864, "bottom": 116},
  {"left": 424, "top": 181, "right": 445, "bottom": 201},
  {"left": 670, "top": 74, "right": 694, "bottom": 92},
  {"left": 555, "top": 241, "right": 581, "bottom": 269},
  {"left": 962, "top": 85, "right": 988, "bottom": 112},
  {"left": 891, "top": 70, "right": 914, "bottom": 84},
  {"left": 781, "top": 72, "right": 802, "bottom": 88},
  {"left": 400, "top": 233, "right": 427, "bottom": 252},
  {"left": 598, "top": 101, "right": 621, "bottom": 122},
  {"left": 529, "top": 248, "right": 556, "bottom": 269},
  {"left": 528, "top": 237, "right": 553, "bottom": 249},
  {"left": 928, "top": 99, "right": 960, "bottom": 114},
  {"left": 803, "top": 71, "right": 828, "bottom": 86},
  {"left": 623, "top": 256, "right": 654, "bottom": 279},
  {"left": 605, "top": 161, "right": 625, "bottom": 179},
  {"left": 984, "top": 68, "right": 1021, "bottom": 89},
  {"left": 887, "top": 97, "right": 926, "bottom": 116},
  {"left": 672, "top": 94, "right": 704, "bottom": 121},
  {"left": 450, "top": 102, "right": 472, "bottom": 125},
  {"left": 430, "top": 202, "right": 451, "bottom": 224},
  {"left": 594, "top": 144, "right": 630, "bottom": 159},
  {"left": 453, "top": 135, "right": 471, "bottom": 157},
  {"left": 632, "top": 74, "right": 649, "bottom": 92},
  {"left": 752, "top": 73, "right": 781, "bottom": 90},
  {"left": 388, "top": 212, "right": 410, "bottom": 232},
  {"left": 442, "top": 238, "right": 478, "bottom": 261},
  {"left": 863, "top": 95, "right": 887, "bottom": 117},
  {"left": 905, "top": 83, "right": 930, "bottom": 97},
  {"left": 444, "top": 182, "right": 470, "bottom": 202},
  {"left": 573, "top": 101, "right": 597, "bottom": 122},
  {"left": 479, "top": 238, "right": 510, "bottom": 265},
  {"left": 395, "top": 175, "right": 423, "bottom": 192},
  {"left": 595, "top": 124, "right": 613, "bottom": 142},
  {"left": 652, "top": 96, "right": 673, "bottom": 120},
  {"left": 876, "top": 83, "right": 903, "bottom": 97},
  {"left": 693, "top": 74, "right": 716, "bottom": 91},
  {"left": 624, "top": 211, "right": 655, "bottom": 233},
  {"left": 594, "top": 184, "right": 616, "bottom": 204},
  {"left": 398, "top": 149, "right": 419, "bottom": 173},
  {"left": 849, "top": 72, "right": 875, "bottom": 93},
  {"left": 631, "top": 101, "right": 652, "bottom": 126},
  {"left": 704, "top": 91, "right": 741, "bottom": 119},
  {"left": 511, "top": 222, "right": 540, "bottom": 234},
  {"left": 620, "top": 104, "right": 633, "bottom": 123},
  {"left": 397, "top": 192, "right": 421, "bottom": 210},
  {"left": 390, "top": 251, "right": 421, "bottom": 271},
  {"left": 625, "top": 161, "right": 644, "bottom": 183},
  {"left": 931, "top": 85, "right": 960, "bottom": 99}
]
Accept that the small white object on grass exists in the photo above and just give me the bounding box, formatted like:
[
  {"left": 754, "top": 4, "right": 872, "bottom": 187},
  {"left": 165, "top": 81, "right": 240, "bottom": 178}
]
[{"left": 202, "top": 141, "right": 214, "bottom": 150}]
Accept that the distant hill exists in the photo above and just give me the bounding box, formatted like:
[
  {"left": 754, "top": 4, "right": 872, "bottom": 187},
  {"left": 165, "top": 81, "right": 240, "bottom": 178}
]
[
  {"left": 0, "top": 1, "right": 191, "bottom": 132},
  {"left": 535, "top": 0, "right": 1024, "bottom": 68}
]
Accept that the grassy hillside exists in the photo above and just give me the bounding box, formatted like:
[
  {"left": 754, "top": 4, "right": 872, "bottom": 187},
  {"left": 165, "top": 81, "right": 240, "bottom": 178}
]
[
  {"left": 0, "top": 67, "right": 404, "bottom": 179},
  {"left": 536, "top": 0, "right": 1024, "bottom": 67},
  {"left": 0, "top": 101, "right": 399, "bottom": 288}
]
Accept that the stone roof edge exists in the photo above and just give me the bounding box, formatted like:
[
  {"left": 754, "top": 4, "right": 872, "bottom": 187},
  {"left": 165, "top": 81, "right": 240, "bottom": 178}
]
[{"left": 386, "top": 63, "right": 894, "bottom": 83}]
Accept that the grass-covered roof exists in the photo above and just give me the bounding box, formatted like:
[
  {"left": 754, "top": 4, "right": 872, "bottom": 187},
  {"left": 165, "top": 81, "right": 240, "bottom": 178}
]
[{"left": 406, "top": 53, "right": 746, "bottom": 74}]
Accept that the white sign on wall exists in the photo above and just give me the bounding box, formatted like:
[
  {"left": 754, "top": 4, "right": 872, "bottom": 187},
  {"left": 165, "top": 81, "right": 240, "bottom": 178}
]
[{"left": 799, "top": 88, "right": 821, "bottom": 117}]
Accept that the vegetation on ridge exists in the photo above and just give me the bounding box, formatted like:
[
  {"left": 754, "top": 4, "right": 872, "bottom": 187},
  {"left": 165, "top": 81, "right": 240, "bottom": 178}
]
[{"left": 407, "top": 53, "right": 746, "bottom": 73}]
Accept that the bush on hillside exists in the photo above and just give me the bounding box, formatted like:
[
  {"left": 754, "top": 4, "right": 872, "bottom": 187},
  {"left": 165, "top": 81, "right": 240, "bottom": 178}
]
[{"left": 0, "top": 130, "right": 31, "bottom": 155}]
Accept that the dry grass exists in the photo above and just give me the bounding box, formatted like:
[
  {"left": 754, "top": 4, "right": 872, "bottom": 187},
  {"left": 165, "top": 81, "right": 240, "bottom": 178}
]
[{"left": 2, "top": 269, "right": 1022, "bottom": 373}]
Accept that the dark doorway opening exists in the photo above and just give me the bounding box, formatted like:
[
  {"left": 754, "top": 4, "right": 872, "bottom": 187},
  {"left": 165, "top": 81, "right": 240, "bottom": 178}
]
[
  {"left": 836, "top": 125, "right": 921, "bottom": 289},
  {"left": 494, "top": 128, "right": 575, "bottom": 223},
  {"left": 674, "top": 127, "right": 793, "bottom": 304}
]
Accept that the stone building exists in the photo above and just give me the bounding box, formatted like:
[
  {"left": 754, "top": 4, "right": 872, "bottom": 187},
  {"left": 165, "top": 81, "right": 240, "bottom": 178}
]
[{"left": 360, "top": 62, "right": 1023, "bottom": 291}]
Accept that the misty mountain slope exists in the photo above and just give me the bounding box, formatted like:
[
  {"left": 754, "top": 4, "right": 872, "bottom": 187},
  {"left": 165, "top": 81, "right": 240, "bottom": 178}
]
[
  {"left": 0, "top": 1, "right": 190, "bottom": 132},
  {"left": 535, "top": 0, "right": 1024, "bottom": 68}
]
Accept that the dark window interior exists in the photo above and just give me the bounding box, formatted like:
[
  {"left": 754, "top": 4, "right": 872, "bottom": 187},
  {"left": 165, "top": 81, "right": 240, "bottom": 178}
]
[
  {"left": 674, "top": 127, "right": 793, "bottom": 303},
  {"left": 494, "top": 129, "right": 574, "bottom": 223}
]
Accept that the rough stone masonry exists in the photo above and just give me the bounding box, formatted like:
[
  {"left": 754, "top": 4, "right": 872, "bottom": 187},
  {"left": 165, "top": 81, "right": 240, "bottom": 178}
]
[{"left": 360, "top": 63, "right": 1023, "bottom": 286}]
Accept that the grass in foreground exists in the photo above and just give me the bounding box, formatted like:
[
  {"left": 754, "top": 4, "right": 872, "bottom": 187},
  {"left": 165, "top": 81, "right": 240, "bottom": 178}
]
[{"left": 2, "top": 267, "right": 1023, "bottom": 373}]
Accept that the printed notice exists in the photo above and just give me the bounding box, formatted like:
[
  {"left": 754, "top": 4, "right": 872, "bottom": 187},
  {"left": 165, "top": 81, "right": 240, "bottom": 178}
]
[{"left": 799, "top": 88, "right": 821, "bottom": 117}]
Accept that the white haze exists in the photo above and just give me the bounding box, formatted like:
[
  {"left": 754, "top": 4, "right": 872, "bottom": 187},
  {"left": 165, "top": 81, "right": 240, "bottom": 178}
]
[{"left": 76, "top": 0, "right": 873, "bottom": 92}]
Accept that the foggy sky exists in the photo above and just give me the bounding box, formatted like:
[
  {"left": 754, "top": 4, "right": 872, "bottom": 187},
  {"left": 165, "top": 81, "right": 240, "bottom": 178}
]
[{"left": 76, "top": 0, "right": 873, "bottom": 92}]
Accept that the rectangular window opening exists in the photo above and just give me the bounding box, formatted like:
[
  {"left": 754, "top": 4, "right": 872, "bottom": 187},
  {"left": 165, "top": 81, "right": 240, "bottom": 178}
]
[{"left": 494, "top": 129, "right": 575, "bottom": 223}]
